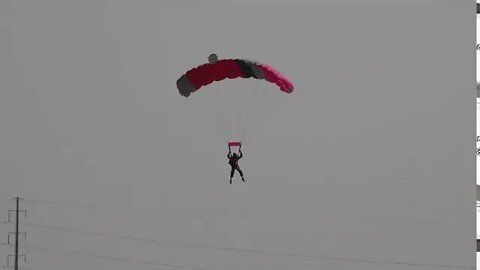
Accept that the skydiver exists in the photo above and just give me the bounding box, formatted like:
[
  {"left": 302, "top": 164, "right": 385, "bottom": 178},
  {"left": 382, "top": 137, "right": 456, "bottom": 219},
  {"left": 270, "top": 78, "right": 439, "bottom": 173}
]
[{"left": 227, "top": 145, "right": 245, "bottom": 184}]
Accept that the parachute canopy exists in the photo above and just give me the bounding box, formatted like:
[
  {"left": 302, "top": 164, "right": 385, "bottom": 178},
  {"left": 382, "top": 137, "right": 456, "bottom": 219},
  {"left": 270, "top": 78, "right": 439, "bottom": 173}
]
[
  {"left": 176, "top": 55, "right": 294, "bottom": 97},
  {"left": 177, "top": 54, "right": 294, "bottom": 147}
]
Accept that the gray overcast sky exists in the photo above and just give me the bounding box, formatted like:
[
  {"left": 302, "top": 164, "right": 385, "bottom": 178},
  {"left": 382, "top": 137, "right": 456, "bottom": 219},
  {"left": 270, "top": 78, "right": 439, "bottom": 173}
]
[{"left": 0, "top": 1, "right": 474, "bottom": 269}]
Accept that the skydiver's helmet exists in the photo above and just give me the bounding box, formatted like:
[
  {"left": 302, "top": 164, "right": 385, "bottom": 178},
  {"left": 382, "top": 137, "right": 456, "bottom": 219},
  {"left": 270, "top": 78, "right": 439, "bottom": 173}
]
[{"left": 232, "top": 153, "right": 238, "bottom": 158}]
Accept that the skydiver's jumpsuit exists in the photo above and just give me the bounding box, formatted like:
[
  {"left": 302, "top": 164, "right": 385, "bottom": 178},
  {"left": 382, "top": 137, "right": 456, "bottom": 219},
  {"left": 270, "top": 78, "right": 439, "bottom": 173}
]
[{"left": 228, "top": 152, "right": 244, "bottom": 183}]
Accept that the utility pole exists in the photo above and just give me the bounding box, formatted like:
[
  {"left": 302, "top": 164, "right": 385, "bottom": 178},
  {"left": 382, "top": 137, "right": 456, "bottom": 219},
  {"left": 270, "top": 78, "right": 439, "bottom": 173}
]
[{"left": 7, "top": 197, "right": 26, "bottom": 270}]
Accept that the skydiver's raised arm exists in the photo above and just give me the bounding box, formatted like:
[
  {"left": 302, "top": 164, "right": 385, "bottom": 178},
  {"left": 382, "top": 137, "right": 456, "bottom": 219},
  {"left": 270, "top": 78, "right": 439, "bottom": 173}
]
[
  {"left": 239, "top": 149, "right": 243, "bottom": 158},
  {"left": 228, "top": 146, "right": 232, "bottom": 158}
]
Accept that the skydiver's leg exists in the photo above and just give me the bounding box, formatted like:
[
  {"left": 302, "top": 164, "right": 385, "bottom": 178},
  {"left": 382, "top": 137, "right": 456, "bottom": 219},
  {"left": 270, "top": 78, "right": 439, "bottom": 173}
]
[
  {"left": 230, "top": 167, "right": 235, "bottom": 184},
  {"left": 236, "top": 167, "right": 245, "bottom": 182}
]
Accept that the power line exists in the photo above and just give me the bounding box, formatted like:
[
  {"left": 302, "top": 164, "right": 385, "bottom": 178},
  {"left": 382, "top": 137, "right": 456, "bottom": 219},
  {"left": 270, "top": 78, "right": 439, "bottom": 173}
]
[
  {"left": 22, "top": 223, "right": 156, "bottom": 243},
  {"left": 22, "top": 199, "right": 129, "bottom": 209},
  {"left": 20, "top": 222, "right": 474, "bottom": 269},
  {"left": 18, "top": 198, "right": 477, "bottom": 269},
  {"left": 17, "top": 244, "right": 211, "bottom": 270}
]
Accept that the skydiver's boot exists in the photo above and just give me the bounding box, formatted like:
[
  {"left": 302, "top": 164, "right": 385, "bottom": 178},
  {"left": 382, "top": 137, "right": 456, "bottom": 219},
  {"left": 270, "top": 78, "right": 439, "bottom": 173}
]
[
  {"left": 242, "top": 177, "right": 245, "bottom": 182},
  {"left": 230, "top": 178, "right": 232, "bottom": 184}
]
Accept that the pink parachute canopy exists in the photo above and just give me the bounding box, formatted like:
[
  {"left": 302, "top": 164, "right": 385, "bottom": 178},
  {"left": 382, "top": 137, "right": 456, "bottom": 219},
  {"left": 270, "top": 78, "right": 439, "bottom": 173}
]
[{"left": 176, "top": 56, "right": 294, "bottom": 97}]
